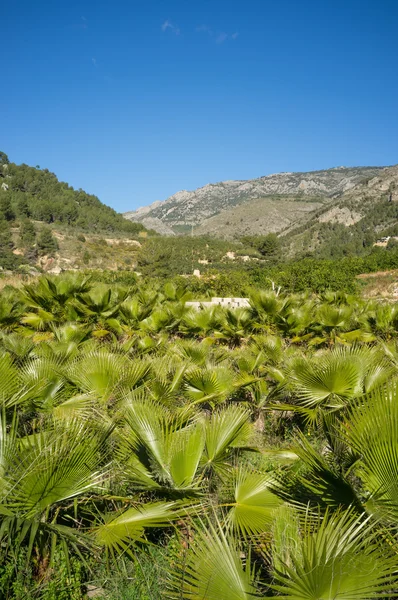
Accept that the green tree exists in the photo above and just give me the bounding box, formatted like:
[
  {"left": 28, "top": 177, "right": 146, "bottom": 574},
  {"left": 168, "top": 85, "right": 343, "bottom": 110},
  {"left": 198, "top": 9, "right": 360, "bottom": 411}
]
[
  {"left": 258, "top": 232, "right": 280, "bottom": 257},
  {"left": 0, "top": 217, "right": 20, "bottom": 269},
  {"left": 0, "top": 151, "right": 9, "bottom": 165},
  {"left": 16, "top": 196, "right": 31, "bottom": 218},
  {"left": 37, "top": 228, "right": 59, "bottom": 256},
  {"left": 0, "top": 216, "right": 12, "bottom": 248},
  {"left": 0, "top": 196, "right": 15, "bottom": 221},
  {"left": 19, "top": 218, "right": 36, "bottom": 248}
]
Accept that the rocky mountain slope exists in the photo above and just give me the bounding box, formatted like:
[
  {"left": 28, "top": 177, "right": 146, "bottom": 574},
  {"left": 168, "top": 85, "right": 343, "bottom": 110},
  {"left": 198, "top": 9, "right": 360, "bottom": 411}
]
[
  {"left": 124, "top": 166, "right": 384, "bottom": 237},
  {"left": 282, "top": 164, "right": 398, "bottom": 257}
]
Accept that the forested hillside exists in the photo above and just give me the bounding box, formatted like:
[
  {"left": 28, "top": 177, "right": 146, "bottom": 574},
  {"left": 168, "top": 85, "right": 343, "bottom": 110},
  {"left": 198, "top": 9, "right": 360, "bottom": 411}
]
[{"left": 0, "top": 150, "right": 146, "bottom": 232}]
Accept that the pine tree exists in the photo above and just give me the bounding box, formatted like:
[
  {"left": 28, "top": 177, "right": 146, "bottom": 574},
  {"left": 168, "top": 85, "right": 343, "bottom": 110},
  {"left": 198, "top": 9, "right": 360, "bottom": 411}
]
[
  {"left": 0, "top": 151, "right": 9, "bottom": 165},
  {"left": 20, "top": 219, "right": 36, "bottom": 248},
  {"left": 0, "top": 216, "right": 19, "bottom": 269},
  {"left": 37, "top": 228, "right": 59, "bottom": 256},
  {"left": 0, "top": 196, "right": 15, "bottom": 221},
  {"left": 17, "top": 196, "right": 31, "bottom": 218}
]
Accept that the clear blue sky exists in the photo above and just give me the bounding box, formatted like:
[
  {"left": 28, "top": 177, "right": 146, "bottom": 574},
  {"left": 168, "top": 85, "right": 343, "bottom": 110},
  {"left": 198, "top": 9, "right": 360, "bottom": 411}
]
[{"left": 3, "top": 0, "right": 398, "bottom": 212}]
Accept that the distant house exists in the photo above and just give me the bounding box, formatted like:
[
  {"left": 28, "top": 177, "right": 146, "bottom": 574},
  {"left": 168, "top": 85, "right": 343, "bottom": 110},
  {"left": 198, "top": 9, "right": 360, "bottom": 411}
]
[{"left": 374, "top": 236, "right": 398, "bottom": 247}]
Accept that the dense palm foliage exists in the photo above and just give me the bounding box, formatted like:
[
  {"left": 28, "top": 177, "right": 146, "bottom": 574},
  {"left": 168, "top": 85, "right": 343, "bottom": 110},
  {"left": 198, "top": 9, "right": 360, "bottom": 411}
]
[{"left": 1, "top": 273, "right": 398, "bottom": 598}]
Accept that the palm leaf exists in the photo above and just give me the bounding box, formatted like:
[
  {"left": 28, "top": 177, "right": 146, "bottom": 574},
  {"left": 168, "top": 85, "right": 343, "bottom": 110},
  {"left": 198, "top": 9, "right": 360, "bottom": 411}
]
[
  {"left": 166, "top": 519, "right": 259, "bottom": 599},
  {"left": 94, "top": 501, "right": 186, "bottom": 554},
  {"left": 344, "top": 382, "right": 398, "bottom": 522},
  {"left": 202, "top": 406, "right": 253, "bottom": 477},
  {"left": 271, "top": 508, "right": 398, "bottom": 599},
  {"left": 225, "top": 468, "right": 283, "bottom": 536}
]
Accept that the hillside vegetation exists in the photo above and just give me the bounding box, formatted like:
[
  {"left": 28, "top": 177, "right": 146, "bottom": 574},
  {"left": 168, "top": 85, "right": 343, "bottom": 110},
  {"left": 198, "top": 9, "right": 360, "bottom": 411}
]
[
  {"left": 0, "top": 151, "right": 148, "bottom": 272},
  {"left": 0, "top": 272, "right": 398, "bottom": 597}
]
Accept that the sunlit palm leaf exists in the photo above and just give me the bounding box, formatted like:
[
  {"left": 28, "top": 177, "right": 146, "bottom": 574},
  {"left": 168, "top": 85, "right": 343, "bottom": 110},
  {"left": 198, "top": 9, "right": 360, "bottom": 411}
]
[
  {"left": 345, "top": 382, "right": 398, "bottom": 523},
  {"left": 226, "top": 469, "right": 283, "bottom": 536},
  {"left": 94, "top": 501, "right": 186, "bottom": 554}
]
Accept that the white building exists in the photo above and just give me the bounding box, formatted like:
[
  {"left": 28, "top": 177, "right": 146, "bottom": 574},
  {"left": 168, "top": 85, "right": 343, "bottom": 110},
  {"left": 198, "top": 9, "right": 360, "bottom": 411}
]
[{"left": 185, "top": 297, "right": 250, "bottom": 310}]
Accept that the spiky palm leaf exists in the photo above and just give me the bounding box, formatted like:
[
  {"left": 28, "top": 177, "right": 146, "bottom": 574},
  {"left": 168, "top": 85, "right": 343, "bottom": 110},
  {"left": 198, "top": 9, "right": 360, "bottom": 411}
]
[
  {"left": 184, "top": 366, "right": 234, "bottom": 406},
  {"left": 201, "top": 406, "right": 253, "bottom": 478},
  {"left": 0, "top": 416, "right": 110, "bottom": 563},
  {"left": 275, "top": 346, "right": 394, "bottom": 424},
  {"left": 118, "top": 400, "right": 204, "bottom": 494},
  {"left": 94, "top": 501, "right": 189, "bottom": 556}
]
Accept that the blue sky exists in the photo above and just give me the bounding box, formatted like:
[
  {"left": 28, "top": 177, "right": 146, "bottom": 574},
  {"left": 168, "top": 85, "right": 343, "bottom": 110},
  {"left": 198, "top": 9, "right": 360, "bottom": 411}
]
[{"left": 3, "top": 0, "right": 398, "bottom": 212}]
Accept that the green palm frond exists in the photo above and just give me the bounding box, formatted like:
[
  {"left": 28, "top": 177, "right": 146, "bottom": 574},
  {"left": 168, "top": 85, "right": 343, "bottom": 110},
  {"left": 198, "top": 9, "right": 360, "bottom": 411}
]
[
  {"left": 271, "top": 508, "right": 398, "bottom": 599},
  {"left": 0, "top": 332, "right": 35, "bottom": 361},
  {"left": 3, "top": 421, "right": 109, "bottom": 516},
  {"left": 202, "top": 406, "right": 253, "bottom": 477},
  {"left": 168, "top": 424, "right": 205, "bottom": 489},
  {"left": 51, "top": 393, "right": 95, "bottom": 422},
  {"left": 225, "top": 468, "right": 283, "bottom": 536},
  {"left": 21, "top": 309, "right": 56, "bottom": 331},
  {"left": 250, "top": 334, "right": 283, "bottom": 365},
  {"left": 181, "top": 306, "right": 222, "bottom": 337},
  {"left": 119, "top": 400, "right": 204, "bottom": 493},
  {"left": 184, "top": 366, "right": 234, "bottom": 406},
  {"left": 67, "top": 351, "right": 149, "bottom": 403},
  {"left": 0, "top": 417, "right": 110, "bottom": 564},
  {"left": 0, "top": 353, "right": 22, "bottom": 407},
  {"left": 19, "top": 356, "right": 67, "bottom": 411},
  {"left": 345, "top": 382, "right": 398, "bottom": 523},
  {"left": 94, "top": 501, "right": 188, "bottom": 555},
  {"left": 166, "top": 519, "right": 259, "bottom": 599},
  {"left": 279, "top": 346, "right": 393, "bottom": 423},
  {"left": 286, "top": 432, "right": 363, "bottom": 511}
]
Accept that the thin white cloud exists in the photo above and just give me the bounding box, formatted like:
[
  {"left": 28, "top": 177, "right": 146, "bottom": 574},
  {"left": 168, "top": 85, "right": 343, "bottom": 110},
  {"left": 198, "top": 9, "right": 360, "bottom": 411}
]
[
  {"left": 196, "top": 24, "right": 213, "bottom": 35},
  {"left": 216, "top": 32, "right": 228, "bottom": 44},
  {"left": 196, "top": 26, "right": 238, "bottom": 43},
  {"left": 92, "top": 57, "right": 97, "bottom": 67},
  {"left": 161, "top": 20, "right": 180, "bottom": 35}
]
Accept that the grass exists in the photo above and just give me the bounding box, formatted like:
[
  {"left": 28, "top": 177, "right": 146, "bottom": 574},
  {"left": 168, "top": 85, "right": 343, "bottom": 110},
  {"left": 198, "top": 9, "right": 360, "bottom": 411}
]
[
  {"left": 91, "top": 544, "right": 171, "bottom": 600},
  {"left": 356, "top": 269, "right": 398, "bottom": 299}
]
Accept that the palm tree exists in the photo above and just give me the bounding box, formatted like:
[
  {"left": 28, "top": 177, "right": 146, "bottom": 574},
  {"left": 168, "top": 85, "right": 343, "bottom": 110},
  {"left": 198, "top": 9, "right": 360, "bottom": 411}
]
[
  {"left": 0, "top": 416, "right": 109, "bottom": 569},
  {"left": 270, "top": 345, "right": 394, "bottom": 425}
]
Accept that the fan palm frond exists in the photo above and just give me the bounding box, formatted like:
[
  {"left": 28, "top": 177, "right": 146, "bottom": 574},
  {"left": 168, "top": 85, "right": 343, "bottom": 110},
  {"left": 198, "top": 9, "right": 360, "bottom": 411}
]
[
  {"left": 166, "top": 519, "right": 259, "bottom": 599},
  {"left": 271, "top": 508, "right": 398, "bottom": 599},
  {"left": 345, "top": 381, "right": 398, "bottom": 523},
  {"left": 225, "top": 468, "right": 283, "bottom": 536}
]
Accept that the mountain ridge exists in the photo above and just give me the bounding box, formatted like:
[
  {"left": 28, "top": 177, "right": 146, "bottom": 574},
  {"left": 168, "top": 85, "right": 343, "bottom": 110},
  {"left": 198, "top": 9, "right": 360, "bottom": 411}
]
[{"left": 124, "top": 166, "right": 385, "bottom": 238}]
